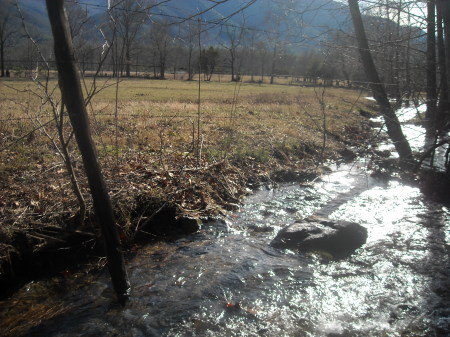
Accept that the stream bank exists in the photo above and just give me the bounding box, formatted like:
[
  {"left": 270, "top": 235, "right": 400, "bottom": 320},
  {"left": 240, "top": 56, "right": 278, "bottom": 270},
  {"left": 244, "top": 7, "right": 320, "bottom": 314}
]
[
  {"left": 1, "top": 160, "right": 449, "bottom": 337},
  {"left": 0, "top": 106, "right": 376, "bottom": 299},
  {"left": 0, "top": 103, "right": 449, "bottom": 336}
]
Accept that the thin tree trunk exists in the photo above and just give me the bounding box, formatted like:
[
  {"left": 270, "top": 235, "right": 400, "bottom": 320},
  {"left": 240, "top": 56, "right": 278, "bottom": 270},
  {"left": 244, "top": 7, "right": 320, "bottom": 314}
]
[
  {"left": 404, "top": 8, "right": 412, "bottom": 107},
  {"left": 112, "top": 42, "right": 117, "bottom": 77},
  {"left": 436, "top": 4, "right": 449, "bottom": 121},
  {"left": 426, "top": 0, "right": 437, "bottom": 131},
  {"left": 58, "top": 102, "right": 86, "bottom": 225},
  {"left": 260, "top": 59, "right": 264, "bottom": 82},
  {"left": 230, "top": 51, "right": 235, "bottom": 82},
  {"left": 46, "top": 0, "right": 130, "bottom": 304},
  {"left": 188, "top": 42, "right": 194, "bottom": 81},
  {"left": 135, "top": 54, "right": 139, "bottom": 76},
  {"left": 437, "top": 0, "right": 450, "bottom": 117},
  {"left": 393, "top": 1, "right": 402, "bottom": 105},
  {"left": 382, "top": 1, "right": 392, "bottom": 97},
  {"left": 348, "top": 0, "right": 412, "bottom": 161},
  {"left": 125, "top": 45, "right": 131, "bottom": 77},
  {"left": 270, "top": 45, "right": 276, "bottom": 85},
  {"left": 160, "top": 56, "right": 165, "bottom": 79},
  {"left": 0, "top": 41, "right": 4, "bottom": 77}
]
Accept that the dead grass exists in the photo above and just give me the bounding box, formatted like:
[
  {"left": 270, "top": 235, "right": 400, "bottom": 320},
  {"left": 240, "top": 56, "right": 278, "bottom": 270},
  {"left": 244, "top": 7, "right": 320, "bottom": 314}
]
[
  {"left": 0, "top": 301, "right": 69, "bottom": 337},
  {"left": 0, "top": 76, "right": 376, "bottom": 279}
]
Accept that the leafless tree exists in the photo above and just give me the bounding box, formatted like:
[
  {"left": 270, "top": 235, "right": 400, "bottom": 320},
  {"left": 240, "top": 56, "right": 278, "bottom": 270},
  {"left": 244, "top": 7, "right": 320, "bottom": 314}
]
[
  {"left": 348, "top": 0, "right": 413, "bottom": 161},
  {"left": 0, "top": 0, "right": 17, "bottom": 77},
  {"left": 149, "top": 20, "right": 173, "bottom": 79},
  {"left": 65, "top": 0, "right": 96, "bottom": 74},
  {"left": 256, "top": 40, "right": 269, "bottom": 82},
  {"left": 243, "top": 28, "right": 259, "bottom": 82},
  {"left": 263, "top": 0, "right": 286, "bottom": 85},
  {"left": 356, "top": 1, "right": 425, "bottom": 106},
  {"left": 46, "top": 0, "right": 130, "bottom": 304},
  {"left": 436, "top": 1, "right": 449, "bottom": 119},
  {"left": 179, "top": 20, "right": 200, "bottom": 81},
  {"left": 437, "top": 0, "right": 450, "bottom": 116},
  {"left": 425, "top": 0, "right": 437, "bottom": 130},
  {"left": 109, "top": 0, "right": 152, "bottom": 77},
  {"left": 221, "top": 21, "right": 245, "bottom": 82}
]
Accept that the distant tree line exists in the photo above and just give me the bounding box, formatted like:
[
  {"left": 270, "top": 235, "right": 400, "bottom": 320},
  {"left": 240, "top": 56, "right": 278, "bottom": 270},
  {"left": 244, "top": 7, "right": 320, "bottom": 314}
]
[{"left": 0, "top": 0, "right": 430, "bottom": 96}]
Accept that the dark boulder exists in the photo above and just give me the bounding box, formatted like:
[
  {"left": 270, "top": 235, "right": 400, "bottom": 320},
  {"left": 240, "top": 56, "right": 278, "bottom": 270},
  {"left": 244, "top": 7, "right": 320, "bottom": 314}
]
[
  {"left": 134, "top": 197, "right": 200, "bottom": 238},
  {"left": 142, "top": 206, "right": 199, "bottom": 237},
  {"left": 271, "top": 216, "right": 367, "bottom": 258},
  {"left": 359, "top": 109, "right": 373, "bottom": 118},
  {"left": 339, "top": 148, "right": 357, "bottom": 161}
]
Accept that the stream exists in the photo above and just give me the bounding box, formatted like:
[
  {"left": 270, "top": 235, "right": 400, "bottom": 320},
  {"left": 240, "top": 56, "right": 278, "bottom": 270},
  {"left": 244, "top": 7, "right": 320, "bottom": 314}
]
[{"left": 1, "top": 104, "right": 449, "bottom": 337}]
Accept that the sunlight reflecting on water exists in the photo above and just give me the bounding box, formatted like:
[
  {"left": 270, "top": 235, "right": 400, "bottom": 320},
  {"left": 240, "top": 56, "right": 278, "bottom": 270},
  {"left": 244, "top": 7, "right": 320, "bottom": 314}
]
[
  {"left": 371, "top": 103, "right": 428, "bottom": 154},
  {"left": 1, "top": 162, "right": 449, "bottom": 337},
  {"left": 330, "top": 180, "right": 421, "bottom": 242}
]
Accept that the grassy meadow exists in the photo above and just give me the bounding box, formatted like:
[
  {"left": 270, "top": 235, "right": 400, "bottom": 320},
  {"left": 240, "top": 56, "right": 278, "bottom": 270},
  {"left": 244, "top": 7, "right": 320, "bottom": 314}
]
[
  {"left": 1, "top": 77, "right": 374, "bottom": 168},
  {"left": 0, "top": 76, "right": 376, "bottom": 249}
]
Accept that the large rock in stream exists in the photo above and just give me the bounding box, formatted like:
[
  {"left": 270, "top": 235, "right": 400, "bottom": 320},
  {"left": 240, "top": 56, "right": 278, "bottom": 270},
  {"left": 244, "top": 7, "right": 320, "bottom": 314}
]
[{"left": 271, "top": 216, "right": 367, "bottom": 258}]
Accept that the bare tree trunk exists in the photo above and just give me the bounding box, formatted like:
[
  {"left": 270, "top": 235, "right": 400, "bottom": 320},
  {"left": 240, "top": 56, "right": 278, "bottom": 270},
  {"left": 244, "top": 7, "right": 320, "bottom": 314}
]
[
  {"left": 437, "top": 0, "right": 450, "bottom": 117},
  {"left": 393, "top": 0, "right": 402, "bottom": 105},
  {"left": 125, "top": 45, "right": 131, "bottom": 77},
  {"left": 46, "top": 0, "right": 130, "bottom": 304},
  {"left": 426, "top": 0, "right": 437, "bottom": 131},
  {"left": 0, "top": 40, "right": 4, "bottom": 77},
  {"left": 112, "top": 42, "right": 117, "bottom": 77},
  {"left": 348, "top": 0, "right": 412, "bottom": 161},
  {"left": 58, "top": 102, "right": 86, "bottom": 224},
  {"left": 404, "top": 7, "right": 412, "bottom": 107},
  {"left": 436, "top": 4, "right": 449, "bottom": 121},
  {"left": 160, "top": 55, "right": 165, "bottom": 79},
  {"left": 270, "top": 45, "right": 276, "bottom": 85},
  {"left": 188, "top": 44, "right": 193, "bottom": 80},
  {"left": 230, "top": 50, "right": 236, "bottom": 82}
]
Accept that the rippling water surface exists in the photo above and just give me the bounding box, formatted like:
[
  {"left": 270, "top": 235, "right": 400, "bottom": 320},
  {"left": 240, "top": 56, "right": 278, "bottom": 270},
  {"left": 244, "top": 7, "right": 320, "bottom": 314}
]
[
  {"left": 2, "top": 161, "right": 449, "bottom": 337},
  {"left": 1, "top": 104, "right": 449, "bottom": 336}
]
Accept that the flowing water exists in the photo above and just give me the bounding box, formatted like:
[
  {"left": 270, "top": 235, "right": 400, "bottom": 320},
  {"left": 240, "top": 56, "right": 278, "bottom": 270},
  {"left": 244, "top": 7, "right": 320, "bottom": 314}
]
[{"left": 1, "top": 105, "right": 449, "bottom": 337}]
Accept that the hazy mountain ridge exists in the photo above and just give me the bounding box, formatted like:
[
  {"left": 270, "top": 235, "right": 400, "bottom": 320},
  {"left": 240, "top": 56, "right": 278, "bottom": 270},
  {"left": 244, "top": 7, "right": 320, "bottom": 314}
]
[
  {"left": 10, "top": 0, "right": 348, "bottom": 47},
  {"left": 1, "top": 0, "right": 50, "bottom": 40}
]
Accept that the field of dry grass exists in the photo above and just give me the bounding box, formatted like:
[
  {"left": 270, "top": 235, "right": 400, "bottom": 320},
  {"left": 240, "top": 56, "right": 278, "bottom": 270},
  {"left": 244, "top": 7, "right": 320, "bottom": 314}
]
[
  {"left": 1, "top": 77, "right": 373, "bottom": 164},
  {"left": 0, "top": 76, "right": 376, "bottom": 286}
]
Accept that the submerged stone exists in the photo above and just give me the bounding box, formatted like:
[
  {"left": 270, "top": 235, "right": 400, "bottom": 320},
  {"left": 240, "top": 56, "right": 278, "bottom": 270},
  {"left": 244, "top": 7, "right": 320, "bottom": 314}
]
[{"left": 271, "top": 216, "right": 367, "bottom": 258}]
